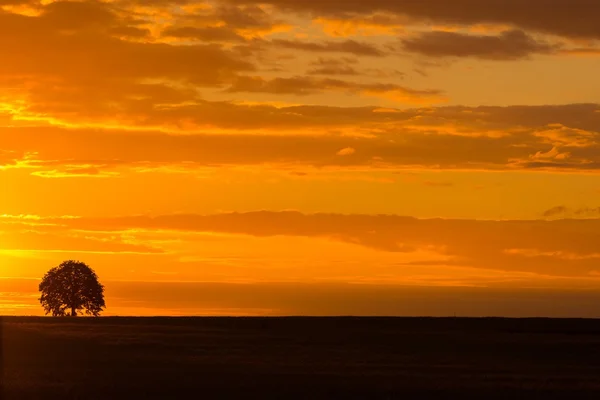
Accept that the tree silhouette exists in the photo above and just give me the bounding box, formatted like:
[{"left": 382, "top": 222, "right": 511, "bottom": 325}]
[{"left": 39, "top": 260, "right": 106, "bottom": 317}]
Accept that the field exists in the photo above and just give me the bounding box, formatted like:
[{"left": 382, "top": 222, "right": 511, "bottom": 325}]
[{"left": 3, "top": 317, "right": 600, "bottom": 399}]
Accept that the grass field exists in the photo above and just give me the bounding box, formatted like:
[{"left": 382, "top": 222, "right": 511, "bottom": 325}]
[{"left": 3, "top": 317, "right": 600, "bottom": 399}]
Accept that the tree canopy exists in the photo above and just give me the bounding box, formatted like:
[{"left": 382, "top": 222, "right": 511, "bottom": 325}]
[{"left": 39, "top": 260, "right": 106, "bottom": 317}]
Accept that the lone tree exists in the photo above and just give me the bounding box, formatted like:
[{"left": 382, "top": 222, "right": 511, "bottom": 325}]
[{"left": 39, "top": 260, "right": 106, "bottom": 317}]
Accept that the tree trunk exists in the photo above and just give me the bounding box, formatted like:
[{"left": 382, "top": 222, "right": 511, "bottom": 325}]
[{"left": 71, "top": 307, "right": 77, "bottom": 317}]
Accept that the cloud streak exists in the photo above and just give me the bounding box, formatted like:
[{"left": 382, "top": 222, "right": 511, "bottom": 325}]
[
  {"left": 5, "top": 211, "right": 600, "bottom": 278},
  {"left": 1, "top": 104, "right": 599, "bottom": 175},
  {"left": 401, "top": 30, "right": 556, "bottom": 60}
]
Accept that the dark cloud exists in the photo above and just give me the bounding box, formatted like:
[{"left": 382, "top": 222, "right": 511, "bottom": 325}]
[
  {"left": 217, "top": 4, "right": 283, "bottom": 30},
  {"left": 543, "top": 206, "right": 600, "bottom": 218},
  {"left": 307, "top": 57, "right": 360, "bottom": 75},
  {"left": 273, "top": 39, "right": 386, "bottom": 56},
  {"left": 0, "top": 0, "right": 39, "bottom": 4},
  {"left": 162, "top": 26, "right": 246, "bottom": 42},
  {"left": 42, "top": 0, "right": 119, "bottom": 30},
  {"left": 543, "top": 206, "right": 570, "bottom": 217},
  {"left": 574, "top": 208, "right": 600, "bottom": 216},
  {"left": 170, "top": 3, "right": 289, "bottom": 38},
  {"left": 0, "top": 7, "right": 254, "bottom": 87},
  {"left": 225, "top": 76, "right": 442, "bottom": 101},
  {"left": 115, "top": 0, "right": 194, "bottom": 5},
  {"left": 109, "top": 25, "right": 152, "bottom": 39},
  {"left": 226, "top": 76, "right": 322, "bottom": 95},
  {"left": 221, "top": 0, "right": 600, "bottom": 40},
  {"left": 0, "top": 3, "right": 443, "bottom": 130},
  {"left": 401, "top": 30, "right": 556, "bottom": 60}
]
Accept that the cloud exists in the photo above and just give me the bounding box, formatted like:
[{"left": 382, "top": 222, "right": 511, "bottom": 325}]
[
  {"left": 2, "top": 103, "right": 600, "bottom": 175},
  {"left": 221, "top": 0, "right": 600, "bottom": 40},
  {"left": 4, "top": 0, "right": 594, "bottom": 147},
  {"left": 542, "top": 206, "right": 570, "bottom": 218},
  {"left": 336, "top": 147, "right": 356, "bottom": 156},
  {"left": 30, "top": 166, "right": 120, "bottom": 178},
  {"left": 213, "top": 4, "right": 292, "bottom": 37},
  {"left": 504, "top": 248, "right": 600, "bottom": 260},
  {"left": 161, "top": 26, "right": 246, "bottom": 42},
  {"left": 225, "top": 76, "right": 444, "bottom": 103},
  {"left": 306, "top": 57, "right": 360, "bottom": 76},
  {"left": 0, "top": 2, "right": 254, "bottom": 121},
  {"left": 0, "top": 2, "right": 447, "bottom": 131},
  {"left": 305, "top": 57, "right": 405, "bottom": 78},
  {"left": 401, "top": 30, "right": 556, "bottom": 60},
  {"left": 272, "top": 38, "right": 386, "bottom": 56},
  {"left": 0, "top": 230, "right": 161, "bottom": 254},
  {"left": 0, "top": 150, "right": 20, "bottom": 168},
  {"left": 160, "top": 3, "right": 292, "bottom": 41},
  {"left": 24, "top": 36, "right": 247, "bottom": 84},
  {"left": 529, "top": 146, "right": 570, "bottom": 161},
  {"left": 533, "top": 125, "right": 597, "bottom": 148},
  {"left": 14, "top": 211, "right": 600, "bottom": 277},
  {"left": 314, "top": 14, "right": 405, "bottom": 37},
  {"left": 561, "top": 48, "right": 600, "bottom": 56},
  {"left": 542, "top": 206, "right": 600, "bottom": 218}
]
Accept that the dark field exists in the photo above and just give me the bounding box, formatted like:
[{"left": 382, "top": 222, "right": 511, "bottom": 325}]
[{"left": 3, "top": 317, "right": 600, "bottom": 399}]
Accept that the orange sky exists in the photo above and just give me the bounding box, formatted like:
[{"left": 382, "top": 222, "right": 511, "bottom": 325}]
[{"left": 2, "top": 0, "right": 600, "bottom": 316}]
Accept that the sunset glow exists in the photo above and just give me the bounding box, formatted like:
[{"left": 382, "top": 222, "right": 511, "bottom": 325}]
[{"left": 2, "top": 0, "right": 600, "bottom": 316}]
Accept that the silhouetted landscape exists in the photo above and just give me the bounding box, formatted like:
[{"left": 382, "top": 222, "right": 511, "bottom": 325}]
[{"left": 4, "top": 316, "right": 600, "bottom": 399}]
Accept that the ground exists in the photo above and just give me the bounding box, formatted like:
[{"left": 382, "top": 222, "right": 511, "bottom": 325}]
[{"left": 3, "top": 317, "right": 600, "bottom": 399}]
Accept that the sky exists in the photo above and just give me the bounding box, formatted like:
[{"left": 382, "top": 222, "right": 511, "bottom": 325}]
[{"left": 2, "top": 0, "right": 600, "bottom": 317}]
